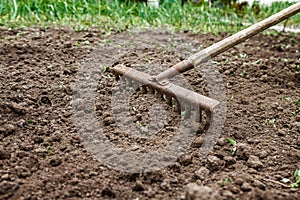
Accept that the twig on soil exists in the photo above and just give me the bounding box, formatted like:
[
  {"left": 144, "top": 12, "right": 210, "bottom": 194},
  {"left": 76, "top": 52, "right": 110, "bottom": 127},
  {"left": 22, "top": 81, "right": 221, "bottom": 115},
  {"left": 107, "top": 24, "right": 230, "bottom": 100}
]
[{"left": 261, "top": 178, "right": 290, "bottom": 188}]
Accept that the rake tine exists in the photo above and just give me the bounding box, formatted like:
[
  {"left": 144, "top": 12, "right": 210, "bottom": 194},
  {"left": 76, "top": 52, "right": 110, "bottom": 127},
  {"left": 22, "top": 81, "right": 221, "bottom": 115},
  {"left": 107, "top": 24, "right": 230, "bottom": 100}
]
[
  {"left": 185, "top": 104, "right": 191, "bottom": 119},
  {"left": 166, "top": 96, "right": 172, "bottom": 106},
  {"left": 112, "top": 64, "right": 220, "bottom": 131}
]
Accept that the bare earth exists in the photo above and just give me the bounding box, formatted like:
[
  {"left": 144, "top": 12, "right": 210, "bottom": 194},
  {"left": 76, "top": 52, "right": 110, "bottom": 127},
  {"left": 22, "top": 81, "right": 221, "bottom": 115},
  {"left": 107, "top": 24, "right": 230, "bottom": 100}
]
[{"left": 0, "top": 27, "right": 299, "bottom": 199}]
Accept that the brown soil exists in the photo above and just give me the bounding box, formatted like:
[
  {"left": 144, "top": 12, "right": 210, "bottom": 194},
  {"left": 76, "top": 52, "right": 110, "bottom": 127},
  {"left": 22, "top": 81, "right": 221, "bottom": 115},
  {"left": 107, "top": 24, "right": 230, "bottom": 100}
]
[{"left": 0, "top": 27, "right": 299, "bottom": 200}]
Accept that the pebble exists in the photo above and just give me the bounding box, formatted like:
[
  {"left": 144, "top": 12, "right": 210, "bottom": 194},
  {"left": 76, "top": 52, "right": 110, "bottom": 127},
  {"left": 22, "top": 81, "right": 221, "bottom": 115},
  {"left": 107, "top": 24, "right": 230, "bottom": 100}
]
[
  {"left": 132, "top": 180, "right": 146, "bottom": 191},
  {"left": 235, "top": 178, "right": 244, "bottom": 186},
  {"left": 240, "top": 182, "right": 252, "bottom": 192},
  {"left": 1, "top": 174, "right": 10, "bottom": 181},
  {"left": 277, "top": 106, "right": 284, "bottom": 112},
  {"left": 277, "top": 129, "right": 286, "bottom": 137},
  {"left": 17, "top": 119, "right": 26, "bottom": 127},
  {"left": 64, "top": 42, "right": 72, "bottom": 48},
  {"left": 185, "top": 183, "right": 221, "bottom": 200},
  {"left": 144, "top": 188, "right": 156, "bottom": 198},
  {"left": 103, "top": 117, "right": 114, "bottom": 125},
  {"left": 258, "top": 150, "right": 268, "bottom": 159},
  {"left": 178, "top": 154, "right": 192, "bottom": 166},
  {"left": 192, "top": 137, "right": 204, "bottom": 148}
]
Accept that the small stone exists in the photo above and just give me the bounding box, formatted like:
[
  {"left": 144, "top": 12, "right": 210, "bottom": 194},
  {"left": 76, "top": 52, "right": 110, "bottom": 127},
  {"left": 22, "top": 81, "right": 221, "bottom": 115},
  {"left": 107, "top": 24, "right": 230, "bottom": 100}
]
[
  {"left": 277, "top": 106, "right": 284, "bottom": 111},
  {"left": 178, "top": 154, "right": 192, "bottom": 166},
  {"left": 235, "top": 178, "right": 244, "bottom": 186},
  {"left": 185, "top": 183, "right": 221, "bottom": 200},
  {"left": 17, "top": 119, "right": 26, "bottom": 127},
  {"left": 258, "top": 150, "right": 268, "bottom": 159},
  {"left": 194, "top": 167, "right": 210, "bottom": 181},
  {"left": 240, "top": 182, "right": 252, "bottom": 192},
  {"left": 64, "top": 42, "right": 72, "bottom": 48},
  {"left": 253, "top": 180, "right": 266, "bottom": 190},
  {"left": 132, "top": 180, "right": 146, "bottom": 191},
  {"left": 102, "top": 111, "right": 110, "bottom": 118},
  {"left": 277, "top": 129, "right": 286, "bottom": 137},
  {"left": 1, "top": 174, "right": 10, "bottom": 181},
  {"left": 192, "top": 137, "right": 204, "bottom": 148},
  {"left": 103, "top": 117, "right": 114, "bottom": 125},
  {"left": 0, "top": 181, "right": 19, "bottom": 195},
  {"left": 144, "top": 188, "right": 155, "bottom": 198},
  {"left": 247, "top": 155, "right": 263, "bottom": 169}
]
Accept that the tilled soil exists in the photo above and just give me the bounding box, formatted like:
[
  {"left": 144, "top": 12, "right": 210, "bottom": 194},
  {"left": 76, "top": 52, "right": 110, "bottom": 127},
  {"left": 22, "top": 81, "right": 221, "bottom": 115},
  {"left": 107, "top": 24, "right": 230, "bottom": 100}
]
[{"left": 0, "top": 27, "right": 299, "bottom": 200}]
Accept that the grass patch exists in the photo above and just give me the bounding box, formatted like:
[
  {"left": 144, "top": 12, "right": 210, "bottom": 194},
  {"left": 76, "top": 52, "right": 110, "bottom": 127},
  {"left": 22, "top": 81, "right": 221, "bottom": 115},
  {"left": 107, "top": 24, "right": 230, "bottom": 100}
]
[{"left": 0, "top": 0, "right": 299, "bottom": 33}]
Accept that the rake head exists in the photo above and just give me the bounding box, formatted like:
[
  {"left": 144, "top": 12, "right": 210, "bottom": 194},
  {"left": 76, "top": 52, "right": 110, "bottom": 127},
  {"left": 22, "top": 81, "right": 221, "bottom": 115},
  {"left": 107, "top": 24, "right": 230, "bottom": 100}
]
[{"left": 111, "top": 64, "right": 220, "bottom": 131}]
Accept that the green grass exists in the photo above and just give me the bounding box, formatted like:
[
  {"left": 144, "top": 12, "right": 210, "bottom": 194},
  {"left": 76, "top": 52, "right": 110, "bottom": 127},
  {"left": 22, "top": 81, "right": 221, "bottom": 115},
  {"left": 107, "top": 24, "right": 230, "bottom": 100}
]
[{"left": 0, "top": 0, "right": 299, "bottom": 33}]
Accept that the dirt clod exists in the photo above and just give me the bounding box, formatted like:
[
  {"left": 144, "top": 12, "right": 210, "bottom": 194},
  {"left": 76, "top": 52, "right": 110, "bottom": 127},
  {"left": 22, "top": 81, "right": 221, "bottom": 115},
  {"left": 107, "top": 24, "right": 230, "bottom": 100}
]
[
  {"left": 178, "top": 154, "right": 192, "bottom": 166},
  {"left": 235, "top": 143, "right": 250, "bottom": 161},
  {"left": 253, "top": 179, "right": 266, "bottom": 190},
  {"left": 14, "top": 166, "right": 31, "bottom": 178},
  {"left": 0, "top": 181, "right": 19, "bottom": 195},
  {"left": 101, "top": 187, "right": 116, "bottom": 198},
  {"left": 49, "top": 156, "right": 63, "bottom": 167},
  {"left": 185, "top": 183, "right": 221, "bottom": 200},
  {"left": 0, "top": 147, "right": 10, "bottom": 160},
  {"left": 194, "top": 167, "right": 210, "bottom": 181},
  {"left": 133, "top": 180, "right": 146, "bottom": 191},
  {"left": 206, "top": 155, "right": 224, "bottom": 171},
  {"left": 240, "top": 182, "right": 252, "bottom": 192},
  {"left": 247, "top": 155, "right": 263, "bottom": 170}
]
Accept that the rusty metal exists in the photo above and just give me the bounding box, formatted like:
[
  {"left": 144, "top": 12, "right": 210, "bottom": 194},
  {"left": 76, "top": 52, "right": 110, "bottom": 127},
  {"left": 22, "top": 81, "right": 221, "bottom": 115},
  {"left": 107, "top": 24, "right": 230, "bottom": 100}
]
[
  {"left": 155, "top": 60, "right": 194, "bottom": 84},
  {"left": 112, "top": 64, "right": 220, "bottom": 130}
]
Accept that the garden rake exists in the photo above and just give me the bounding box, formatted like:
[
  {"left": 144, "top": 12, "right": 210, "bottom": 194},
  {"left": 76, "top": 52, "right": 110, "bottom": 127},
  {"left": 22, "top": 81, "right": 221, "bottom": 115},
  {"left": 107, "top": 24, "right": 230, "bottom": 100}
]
[{"left": 112, "top": 2, "right": 300, "bottom": 130}]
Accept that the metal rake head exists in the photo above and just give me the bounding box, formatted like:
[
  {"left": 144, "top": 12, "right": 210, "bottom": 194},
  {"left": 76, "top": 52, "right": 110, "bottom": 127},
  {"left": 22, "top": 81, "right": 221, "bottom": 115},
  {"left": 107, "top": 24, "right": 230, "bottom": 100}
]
[{"left": 111, "top": 64, "right": 220, "bottom": 131}]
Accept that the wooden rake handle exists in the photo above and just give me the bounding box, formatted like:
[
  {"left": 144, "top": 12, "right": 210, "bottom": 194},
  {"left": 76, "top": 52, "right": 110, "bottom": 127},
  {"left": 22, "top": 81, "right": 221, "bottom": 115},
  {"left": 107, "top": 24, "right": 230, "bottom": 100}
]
[{"left": 155, "top": 2, "right": 300, "bottom": 82}]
